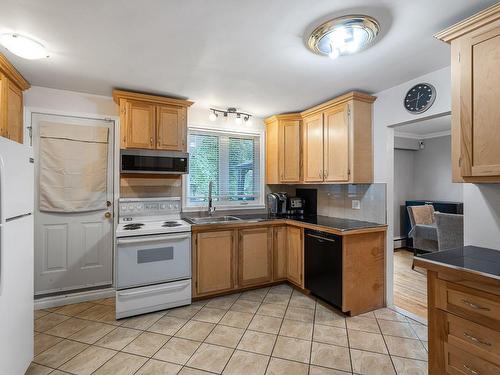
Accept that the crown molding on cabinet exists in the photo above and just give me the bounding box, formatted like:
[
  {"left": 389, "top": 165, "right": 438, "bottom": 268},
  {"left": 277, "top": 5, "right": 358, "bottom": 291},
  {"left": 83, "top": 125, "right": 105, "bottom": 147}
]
[
  {"left": 112, "top": 89, "right": 193, "bottom": 107},
  {"left": 300, "top": 91, "right": 376, "bottom": 117},
  {"left": 0, "top": 52, "right": 30, "bottom": 90},
  {"left": 434, "top": 3, "right": 500, "bottom": 43}
]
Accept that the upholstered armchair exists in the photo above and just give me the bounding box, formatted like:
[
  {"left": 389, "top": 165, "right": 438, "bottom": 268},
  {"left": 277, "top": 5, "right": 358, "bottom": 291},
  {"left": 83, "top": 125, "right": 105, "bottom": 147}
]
[{"left": 435, "top": 212, "right": 464, "bottom": 251}]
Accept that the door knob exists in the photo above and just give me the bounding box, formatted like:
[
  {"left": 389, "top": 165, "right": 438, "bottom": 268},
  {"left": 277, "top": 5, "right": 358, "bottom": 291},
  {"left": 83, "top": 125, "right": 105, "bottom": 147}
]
[{"left": 104, "top": 212, "right": 112, "bottom": 219}]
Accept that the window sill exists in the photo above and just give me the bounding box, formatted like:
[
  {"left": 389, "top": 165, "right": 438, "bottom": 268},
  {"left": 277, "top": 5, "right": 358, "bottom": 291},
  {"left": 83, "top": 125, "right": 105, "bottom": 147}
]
[{"left": 182, "top": 205, "right": 266, "bottom": 212}]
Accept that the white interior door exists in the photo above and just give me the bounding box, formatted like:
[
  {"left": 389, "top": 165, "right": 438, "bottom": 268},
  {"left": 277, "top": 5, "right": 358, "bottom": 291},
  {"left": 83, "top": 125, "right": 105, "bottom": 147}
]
[{"left": 32, "top": 113, "right": 115, "bottom": 295}]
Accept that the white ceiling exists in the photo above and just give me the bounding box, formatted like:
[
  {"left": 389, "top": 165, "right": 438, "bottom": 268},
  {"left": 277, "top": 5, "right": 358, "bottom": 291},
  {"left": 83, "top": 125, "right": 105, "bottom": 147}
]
[
  {"left": 395, "top": 115, "right": 451, "bottom": 138},
  {"left": 0, "top": 0, "right": 496, "bottom": 117}
]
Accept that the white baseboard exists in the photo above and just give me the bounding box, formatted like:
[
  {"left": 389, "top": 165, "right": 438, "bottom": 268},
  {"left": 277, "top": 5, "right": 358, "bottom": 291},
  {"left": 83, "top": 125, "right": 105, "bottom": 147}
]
[
  {"left": 394, "top": 237, "right": 407, "bottom": 249},
  {"left": 392, "top": 305, "right": 427, "bottom": 325},
  {"left": 35, "top": 288, "right": 115, "bottom": 310}
]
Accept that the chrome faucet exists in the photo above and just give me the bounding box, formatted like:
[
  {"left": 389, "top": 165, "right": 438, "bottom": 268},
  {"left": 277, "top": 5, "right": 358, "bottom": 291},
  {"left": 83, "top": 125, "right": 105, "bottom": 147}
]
[{"left": 208, "top": 181, "right": 216, "bottom": 216}]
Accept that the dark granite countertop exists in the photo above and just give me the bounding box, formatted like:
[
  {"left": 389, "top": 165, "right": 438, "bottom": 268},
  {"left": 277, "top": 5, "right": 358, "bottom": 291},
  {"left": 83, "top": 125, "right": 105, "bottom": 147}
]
[
  {"left": 183, "top": 213, "right": 385, "bottom": 232},
  {"left": 416, "top": 246, "right": 500, "bottom": 280}
]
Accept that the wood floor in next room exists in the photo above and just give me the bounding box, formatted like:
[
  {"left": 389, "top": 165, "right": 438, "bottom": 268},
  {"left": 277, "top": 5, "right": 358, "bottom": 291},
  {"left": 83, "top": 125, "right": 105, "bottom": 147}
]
[
  {"left": 28, "top": 284, "right": 428, "bottom": 375},
  {"left": 394, "top": 249, "right": 428, "bottom": 320}
]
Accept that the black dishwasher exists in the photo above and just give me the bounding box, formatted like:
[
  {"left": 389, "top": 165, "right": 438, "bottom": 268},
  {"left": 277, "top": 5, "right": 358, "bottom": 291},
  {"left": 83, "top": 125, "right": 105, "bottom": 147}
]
[{"left": 304, "top": 229, "right": 342, "bottom": 309}]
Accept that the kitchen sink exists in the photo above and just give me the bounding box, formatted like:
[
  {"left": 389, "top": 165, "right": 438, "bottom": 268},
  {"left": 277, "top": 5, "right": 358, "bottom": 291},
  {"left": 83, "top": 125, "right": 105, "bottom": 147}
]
[{"left": 188, "top": 215, "right": 242, "bottom": 224}]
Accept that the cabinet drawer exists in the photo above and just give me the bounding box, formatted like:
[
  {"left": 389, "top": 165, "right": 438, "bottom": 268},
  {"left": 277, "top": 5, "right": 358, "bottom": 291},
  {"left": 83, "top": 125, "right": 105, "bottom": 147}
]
[
  {"left": 445, "top": 343, "right": 500, "bottom": 375},
  {"left": 437, "top": 280, "right": 500, "bottom": 330},
  {"left": 447, "top": 313, "right": 500, "bottom": 364}
]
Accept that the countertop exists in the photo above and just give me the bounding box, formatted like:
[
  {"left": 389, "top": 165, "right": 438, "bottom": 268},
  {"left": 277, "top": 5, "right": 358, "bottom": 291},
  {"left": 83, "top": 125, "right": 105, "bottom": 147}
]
[
  {"left": 415, "top": 246, "right": 500, "bottom": 281},
  {"left": 183, "top": 213, "right": 386, "bottom": 235}
]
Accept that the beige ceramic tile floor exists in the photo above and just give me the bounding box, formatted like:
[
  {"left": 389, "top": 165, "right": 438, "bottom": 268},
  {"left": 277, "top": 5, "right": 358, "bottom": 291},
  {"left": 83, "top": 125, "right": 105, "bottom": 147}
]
[{"left": 27, "top": 285, "right": 428, "bottom": 375}]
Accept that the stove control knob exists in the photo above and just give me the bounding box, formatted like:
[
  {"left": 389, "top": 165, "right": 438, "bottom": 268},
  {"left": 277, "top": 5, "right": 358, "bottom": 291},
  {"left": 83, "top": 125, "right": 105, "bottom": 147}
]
[
  {"left": 160, "top": 204, "right": 166, "bottom": 209},
  {"left": 174, "top": 203, "right": 179, "bottom": 210},
  {"left": 168, "top": 204, "right": 173, "bottom": 209},
  {"left": 128, "top": 204, "right": 134, "bottom": 210},
  {"left": 120, "top": 204, "right": 127, "bottom": 211},
  {"left": 136, "top": 204, "right": 143, "bottom": 210}
]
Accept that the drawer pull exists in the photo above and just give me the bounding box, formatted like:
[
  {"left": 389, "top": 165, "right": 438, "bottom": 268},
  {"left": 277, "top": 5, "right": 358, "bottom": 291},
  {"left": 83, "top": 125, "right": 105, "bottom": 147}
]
[
  {"left": 463, "top": 364, "right": 480, "bottom": 375},
  {"left": 461, "top": 299, "right": 491, "bottom": 311},
  {"left": 463, "top": 332, "right": 492, "bottom": 347}
]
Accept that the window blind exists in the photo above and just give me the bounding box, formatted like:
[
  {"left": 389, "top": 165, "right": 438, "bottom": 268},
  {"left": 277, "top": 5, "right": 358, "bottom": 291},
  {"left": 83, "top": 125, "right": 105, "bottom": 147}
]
[{"left": 186, "top": 129, "right": 261, "bottom": 207}]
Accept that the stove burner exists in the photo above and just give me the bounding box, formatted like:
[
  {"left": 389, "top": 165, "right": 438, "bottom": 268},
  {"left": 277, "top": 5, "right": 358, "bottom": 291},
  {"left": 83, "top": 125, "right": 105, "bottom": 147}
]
[
  {"left": 162, "top": 221, "right": 182, "bottom": 228},
  {"left": 123, "top": 223, "right": 144, "bottom": 230}
]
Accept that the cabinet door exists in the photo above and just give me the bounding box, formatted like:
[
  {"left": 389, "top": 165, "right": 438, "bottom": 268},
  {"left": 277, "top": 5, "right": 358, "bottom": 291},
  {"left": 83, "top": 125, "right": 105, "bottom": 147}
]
[
  {"left": 0, "top": 74, "right": 4, "bottom": 138},
  {"left": 195, "top": 230, "right": 236, "bottom": 296},
  {"left": 302, "top": 113, "right": 324, "bottom": 182},
  {"left": 273, "top": 226, "right": 287, "bottom": 281},
  {"left": 324, "top": 105, "right": 349, "bottom": 182},
  {"left": 279, "top": 119, "right": 301, "bottom": 182},
  {"left": 239, "top": 227, "right": 272, "bottom": 287},
  {"left": 156, "top": 105, "right": 187, "bottom": 151},
  {"left": 459, "top": 25, "right": 500, "bottom": 177},
  {"left": 266, "top": 119, "right": 280, "bottom": 184},
  {"left": 5, "top": 80, "right": 23, "bottom": 143},
  {"left": 287, "top": 226, "right": 303, "bottom": 287},
  {"left": 125, "top": 100, "right": 156, "bottom": 149}
]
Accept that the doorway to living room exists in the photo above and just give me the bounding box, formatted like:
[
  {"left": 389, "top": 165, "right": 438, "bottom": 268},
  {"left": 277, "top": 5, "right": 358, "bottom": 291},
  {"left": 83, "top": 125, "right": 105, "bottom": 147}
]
[{"left": 391, "top": 114, "right": 463, "bottom": 320}]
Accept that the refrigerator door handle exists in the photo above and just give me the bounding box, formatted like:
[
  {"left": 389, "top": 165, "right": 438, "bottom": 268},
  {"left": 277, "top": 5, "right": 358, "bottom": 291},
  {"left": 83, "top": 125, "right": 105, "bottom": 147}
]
[{"left": 0, "top": 154, "right": 4, "bottom": 287}]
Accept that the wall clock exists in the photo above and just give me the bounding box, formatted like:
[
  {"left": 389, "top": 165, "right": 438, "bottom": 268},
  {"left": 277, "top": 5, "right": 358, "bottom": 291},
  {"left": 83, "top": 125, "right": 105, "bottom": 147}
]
[{"left": 404, "top": 83, "right": 436, "bottom": 114}]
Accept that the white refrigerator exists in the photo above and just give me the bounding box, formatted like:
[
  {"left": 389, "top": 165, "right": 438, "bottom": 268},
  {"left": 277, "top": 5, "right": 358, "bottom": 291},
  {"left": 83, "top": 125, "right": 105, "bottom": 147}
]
[{"left": 0, "top": 136, "right": 34, "bottom": 374}]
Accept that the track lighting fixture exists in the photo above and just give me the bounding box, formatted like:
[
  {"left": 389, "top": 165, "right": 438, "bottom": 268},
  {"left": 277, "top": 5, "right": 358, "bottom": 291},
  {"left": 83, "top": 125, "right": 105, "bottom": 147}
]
[{"left": 208, "top": 107, "right": 252, "bottom": 125}]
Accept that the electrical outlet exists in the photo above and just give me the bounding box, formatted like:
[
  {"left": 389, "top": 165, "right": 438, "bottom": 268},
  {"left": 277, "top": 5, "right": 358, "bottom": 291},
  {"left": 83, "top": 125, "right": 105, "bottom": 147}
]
[{"left": 352, "top": 199, "right": 361, "bottom": 210}]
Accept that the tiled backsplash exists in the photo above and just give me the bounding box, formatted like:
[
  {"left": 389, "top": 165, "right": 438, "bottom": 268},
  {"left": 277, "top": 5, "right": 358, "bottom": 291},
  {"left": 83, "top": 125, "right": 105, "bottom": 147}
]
[{"left": 268, "top": 184, "right": 387, "bottom": 224}]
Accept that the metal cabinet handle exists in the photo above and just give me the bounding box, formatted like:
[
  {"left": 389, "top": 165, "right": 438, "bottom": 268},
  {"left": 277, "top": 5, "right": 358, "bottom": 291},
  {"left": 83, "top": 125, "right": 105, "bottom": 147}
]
[
  {"left": 324, "top": 170, "right": 328, "bottom": 178},
  {"left": 150, "top": 137, "right": 153, "bottom": 145},
  {"left": 463, "top": 364, "right": 480, "bottom": 375},
  {"left": 463, "top": 332, "right": 491, "bottom": 347},
  {"left": 306, "top": 233, "right": 336, "bottom": 243},
  {"left": 461, "top": 299, "right": 490, "bottom": 311},
  {"left": 319, "top": 170, "right": 323, "bottom": 179}
]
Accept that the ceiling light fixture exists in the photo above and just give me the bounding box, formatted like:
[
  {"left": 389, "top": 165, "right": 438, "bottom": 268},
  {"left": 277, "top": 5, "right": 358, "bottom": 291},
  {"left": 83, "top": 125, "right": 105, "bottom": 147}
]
[
  {"left": 0, "top": 33, "right": 49, "bottom": 60},
  {"left": 307, "top": 15, "right": 379, "bottom": 60},
  {"left": 209, "top": 107, "right": 252, "bottom": 125}
]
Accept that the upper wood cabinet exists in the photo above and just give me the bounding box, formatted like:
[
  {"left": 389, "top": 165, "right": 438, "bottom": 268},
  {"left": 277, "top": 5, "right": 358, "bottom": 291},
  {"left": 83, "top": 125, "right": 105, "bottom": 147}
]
[
  {"left": 113, "top": 90, "right": 193, "bottom": 151},
  {"left": 301, "top": 92, "right": 375, "bottom": 184},
  {"left": 265, "top": 91, "right": 375, "bottom": 184},
  {"left": 238, "top": 227, "right": 272, "bottom": 287},
  {"left": 436, "top": 4, "right": 500, "bottom": 182},
  {"left": 265, "top": 114, "right": 301, "bottom": 184},
  {"left": 0, "top": 53, "right": 30, "bottom": 144},
  {"left": 302, "top": 113, "right": 324, "bottom": 182}
]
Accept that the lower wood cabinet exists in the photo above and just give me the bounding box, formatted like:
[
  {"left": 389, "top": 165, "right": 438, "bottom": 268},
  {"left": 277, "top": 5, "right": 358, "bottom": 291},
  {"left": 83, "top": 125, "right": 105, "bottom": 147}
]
[
  {"left": 273, "top": 226, "right": 287, "bottom": 281},
  {"left": 238, "top": 227, "right": 272, "bottom": 287},
  {"left": 286, "top": 226, "right": 303, "bottom": 287},
  {"left": 193, "top": 230, "right": 236, "bottom": 296}
]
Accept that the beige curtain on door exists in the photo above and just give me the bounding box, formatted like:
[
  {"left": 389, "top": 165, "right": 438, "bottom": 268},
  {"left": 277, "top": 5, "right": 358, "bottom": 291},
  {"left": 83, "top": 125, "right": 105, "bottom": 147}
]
[{"left": 39, "top": 122, "right": 109, "bottom": 212}]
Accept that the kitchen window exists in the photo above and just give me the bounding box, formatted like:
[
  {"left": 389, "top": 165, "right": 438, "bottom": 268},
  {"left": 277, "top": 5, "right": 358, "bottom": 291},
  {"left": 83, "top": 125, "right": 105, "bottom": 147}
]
[{"left": 185, "top": 128, "right": 263, "bottom": 209}]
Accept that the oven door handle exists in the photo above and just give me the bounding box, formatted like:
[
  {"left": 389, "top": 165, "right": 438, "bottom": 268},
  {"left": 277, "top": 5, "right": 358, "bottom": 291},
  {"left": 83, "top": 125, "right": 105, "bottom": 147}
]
[
  {"left": 117, "top": 282, "right": 189, "bottom": 298},
  {"left": 117, "top": 234, "right": 191, "bottom": 245}
]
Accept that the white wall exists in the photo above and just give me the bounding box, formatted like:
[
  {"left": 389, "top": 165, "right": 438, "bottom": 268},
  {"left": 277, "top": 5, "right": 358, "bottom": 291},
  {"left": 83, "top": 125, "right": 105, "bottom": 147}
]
[
  {"left": 393, "top": 149, "right": 415, "bottom": 238},
  {"left": 413, "top": 136, "right": 462, "bottom": 202},
  {"left": 24, "top": 86, "right": 118, "bottom": 118}
]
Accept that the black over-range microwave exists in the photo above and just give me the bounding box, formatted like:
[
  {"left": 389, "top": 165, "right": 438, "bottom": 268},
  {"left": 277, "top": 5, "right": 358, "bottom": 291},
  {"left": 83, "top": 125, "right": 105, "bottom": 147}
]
[{"left": 120, "top": 149, "right": 189, "bottom": 174}]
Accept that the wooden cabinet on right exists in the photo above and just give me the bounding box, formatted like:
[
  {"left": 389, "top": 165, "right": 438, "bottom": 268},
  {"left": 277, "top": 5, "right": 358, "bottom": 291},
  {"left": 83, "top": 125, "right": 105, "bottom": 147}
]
[
  {"left": 436, "top": 3, "right": 500, "bottom": 182},
  {"left": 0, "top": 53, "right": 30, "bottom": 144}
]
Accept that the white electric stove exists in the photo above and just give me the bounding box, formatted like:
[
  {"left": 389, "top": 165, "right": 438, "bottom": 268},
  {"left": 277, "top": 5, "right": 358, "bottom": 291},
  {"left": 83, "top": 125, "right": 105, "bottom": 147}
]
[{"left": 115, "top": 197, "right": 192, "bottom": 319}]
